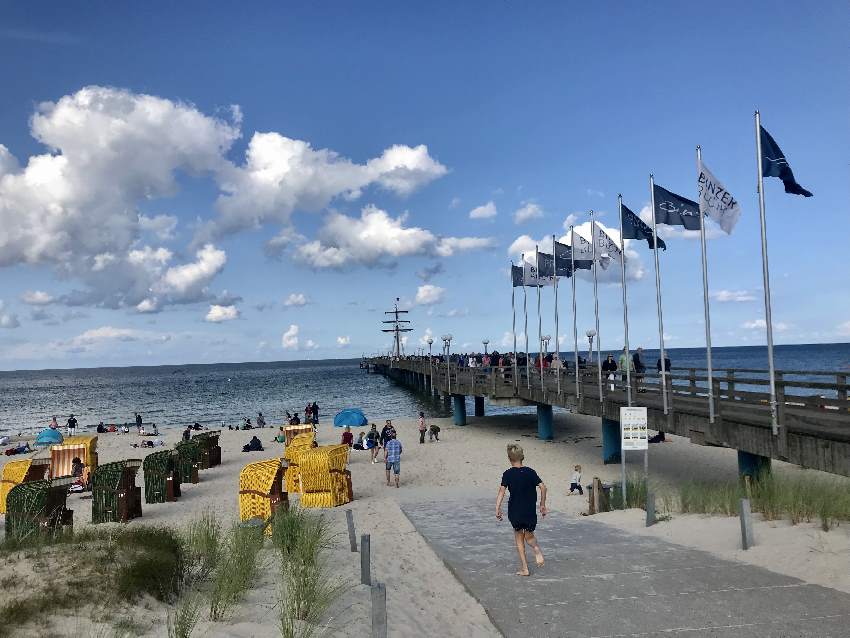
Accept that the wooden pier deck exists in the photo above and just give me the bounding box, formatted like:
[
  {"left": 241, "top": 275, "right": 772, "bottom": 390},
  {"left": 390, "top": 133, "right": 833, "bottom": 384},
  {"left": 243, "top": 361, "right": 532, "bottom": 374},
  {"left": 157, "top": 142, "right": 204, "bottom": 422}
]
[{"left": 366, "top": 357, "right": 850, "bottom": 477}]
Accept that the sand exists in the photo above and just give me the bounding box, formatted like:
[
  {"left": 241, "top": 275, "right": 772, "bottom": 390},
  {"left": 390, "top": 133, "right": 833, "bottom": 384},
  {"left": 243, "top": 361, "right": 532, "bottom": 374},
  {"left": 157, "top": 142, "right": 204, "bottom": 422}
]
[{"left": 1, "top": 409, "right": 849, "bottom": 636}]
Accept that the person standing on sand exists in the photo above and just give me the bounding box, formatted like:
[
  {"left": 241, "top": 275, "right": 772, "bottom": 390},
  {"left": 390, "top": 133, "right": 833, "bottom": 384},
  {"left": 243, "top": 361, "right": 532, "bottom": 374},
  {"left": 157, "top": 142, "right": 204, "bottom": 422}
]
[
  {"left": 384, "top": 433, "right": 402, "bottom": 488},
  {"left": 67, "top": 414, "right": 78, "bottom": 437},
  {"left": 495, "top": 444, "right": 547, "bottom": 576},
  {"left": 135, "top": 412, "right": 143, "bottom": 433},
  {"left": 418, "top": 412, "right": 427, "bottom": 444},
  {"left": 367, "top": 424, "right": 380, "bottom": 463}
]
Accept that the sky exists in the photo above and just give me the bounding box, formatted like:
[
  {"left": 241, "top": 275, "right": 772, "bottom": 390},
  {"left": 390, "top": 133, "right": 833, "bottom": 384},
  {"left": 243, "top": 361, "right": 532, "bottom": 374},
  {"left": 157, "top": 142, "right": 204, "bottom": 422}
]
[{"left": 0, "top": 1, "right": 848, "bottom": 370}]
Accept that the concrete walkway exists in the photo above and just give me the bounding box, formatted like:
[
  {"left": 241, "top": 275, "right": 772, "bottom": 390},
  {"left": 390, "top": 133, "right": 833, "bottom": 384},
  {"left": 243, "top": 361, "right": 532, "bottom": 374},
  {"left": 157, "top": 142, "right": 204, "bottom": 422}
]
[{"left": 401, "top": 498, "right": 850, "bottom": 637}]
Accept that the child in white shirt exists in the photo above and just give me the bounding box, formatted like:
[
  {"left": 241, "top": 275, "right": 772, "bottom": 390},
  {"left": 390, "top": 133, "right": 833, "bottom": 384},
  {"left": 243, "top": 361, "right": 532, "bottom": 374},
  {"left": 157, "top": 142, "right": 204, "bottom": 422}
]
[{"left": 568, "top": 464, "right": 583, "bottom": 495}]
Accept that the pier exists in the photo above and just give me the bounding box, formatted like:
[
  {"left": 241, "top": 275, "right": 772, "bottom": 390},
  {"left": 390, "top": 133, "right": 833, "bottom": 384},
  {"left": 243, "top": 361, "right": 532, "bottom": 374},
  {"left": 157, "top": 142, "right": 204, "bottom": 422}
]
[{"left": 366, "top": 358, "right": 850, "bottom": 478}]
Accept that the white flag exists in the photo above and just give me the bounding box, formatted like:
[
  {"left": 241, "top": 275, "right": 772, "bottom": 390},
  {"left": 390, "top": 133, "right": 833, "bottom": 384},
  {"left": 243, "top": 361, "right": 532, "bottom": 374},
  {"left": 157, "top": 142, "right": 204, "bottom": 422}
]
[
  {"left": 592, "top": 223, "right": 623, "bottom": 270},
  {"left": 522, "top": 258, "right": 555, "bottom": 287},
  {"left": 698, "top": 159, "right": 741, "bottom": 234},
  {"left": 570, "top": 230, "right": 595, "bottom": 261}
]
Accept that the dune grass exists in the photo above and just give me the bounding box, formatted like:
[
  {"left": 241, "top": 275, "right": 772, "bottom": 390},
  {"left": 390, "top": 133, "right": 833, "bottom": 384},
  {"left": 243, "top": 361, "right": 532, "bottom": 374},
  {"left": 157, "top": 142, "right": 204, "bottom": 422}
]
[{"left": 207, "top": 523, "right": 265, "bottom": 621}]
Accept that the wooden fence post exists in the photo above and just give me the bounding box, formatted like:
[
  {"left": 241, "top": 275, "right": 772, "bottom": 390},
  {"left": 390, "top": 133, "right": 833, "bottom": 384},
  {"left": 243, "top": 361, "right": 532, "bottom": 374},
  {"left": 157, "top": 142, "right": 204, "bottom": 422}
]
[
  {"left": 371, "top": 582, "right": 388, "bottom": 638},
  {"left": 739, "top": 498, "right": 754, "bottom": 550},
  {"left": 726, "top": 369, "right": 735, "bottom": 402},
  {"left": 360, "top": 534, "right": 371, "bottom": 585},
  {"left": 346, "top": 509, "right": 357, "bottom": 552},
  {"left": 688, "top": 368, "right": 696, "bottom": 396},
  {"left": 837, "top": 374, "right": 847, "bottom": 403}
]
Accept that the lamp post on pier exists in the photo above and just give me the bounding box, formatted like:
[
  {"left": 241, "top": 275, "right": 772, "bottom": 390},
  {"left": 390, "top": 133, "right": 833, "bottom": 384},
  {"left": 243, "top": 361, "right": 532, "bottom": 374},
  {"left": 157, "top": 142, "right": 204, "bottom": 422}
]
[
  {"left": 482, "top": 339, "right": 489, "bottom": 356},
  {"left": 586, "top": 329, "right": 596, "bottom": 364},
  {"left": 427, "top": 337, "right": 434, "bottom": 387},
  {"left": 442, "top": 334, "right": 453, "bottom": 395}
]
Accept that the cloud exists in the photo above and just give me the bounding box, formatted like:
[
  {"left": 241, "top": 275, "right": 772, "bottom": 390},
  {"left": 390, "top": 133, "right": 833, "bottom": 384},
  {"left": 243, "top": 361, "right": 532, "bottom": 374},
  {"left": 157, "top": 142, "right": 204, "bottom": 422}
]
[
  {"left": 449, "top": 197, "right": 461, "bottom": 209},
  {"left": 419, "top": 327, "right": 435, "bottom": 346},
  {"left": 513, "top": 202, "right": 543, "bottom": 224},
  {"left": 638, "top": 205, "right": 724, "bottom": 240},
  {"left": 263, "top": 226, "right": 305, "bottom": 259},
  {"left": 157, "top": 244, "right": 226, "bottom": 296},
  {"left": 304, "top": 339, "right": 319, "bottom": 350},
  {"left": 21, "top": 290, "right": 54, "bottom": 305},
  {"left": 586, "top": 188, "right": 605, "bottom": 198},
  {"left": 742, "top": 319, "right": 790, "bottom": 331},
  {"left": 469, "top": 201, "right": 497, "bottom": 219},
  {"left": 294, "top": 205, "right": 493, "bottom": 268},
  {"left": 254, "top": 301, "right": 275, "bottom": 312},
  {"left": 336, "top": 335, "right": 351, "bottom": 346},
  {"left": 284, "top": 293, "right": 307, "bottom": 307},
  {"left": 415, "top": 284, "right": 445, "bottom": 305},
  {"left": 507, "top": 235, "right": 547, "bottom": 260},
  {"left": 439, "top": 308, "right": 469, "bottom": 318},
  {"left": 138, "top": 214, "right": 178, "bottom": 240},
  {"left": 30, "top": 308, "right": 54, "bottom": 322},
  {"left": 711, "top": 290, "right": 757, "bottom": 303},
  {"left": 205, "top": 304, "right": 239, "bottom": 323},
  {"left": 416, "top": 263, "right": 444, "bottom": 282},
  {"left": 562, "top": 213, "right": 579, "bottom": 229},
  {"left": 0, "top": 300, "right": 20, "bottom": 328},
  {"left": 281, "top": 324, "right": 299, "bottom": 349}
]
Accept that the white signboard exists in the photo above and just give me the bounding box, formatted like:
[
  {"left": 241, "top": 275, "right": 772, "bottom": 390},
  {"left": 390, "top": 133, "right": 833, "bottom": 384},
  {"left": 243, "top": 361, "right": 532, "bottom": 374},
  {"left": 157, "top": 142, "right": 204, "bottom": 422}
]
[{"left": 620, "top": 406, "right": 648, "bottom": 451}]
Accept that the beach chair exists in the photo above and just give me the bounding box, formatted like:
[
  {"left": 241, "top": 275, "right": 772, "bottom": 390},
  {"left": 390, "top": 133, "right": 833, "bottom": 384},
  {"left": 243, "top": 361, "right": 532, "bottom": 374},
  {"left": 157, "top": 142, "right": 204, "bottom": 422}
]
[
  {"left": 192, "top": 431, "right": 222, "bottom": 469},
  {"left": 49, "top": 443, "right": 88, "bottom": 479},
  {"left": 91, "top": 460, "right": 143, "bottom": 523},
  {"left": 238, "top": 458, "right": 287, "bottom": 534},
  {"left": 5, "top": 477, "right": 74, "bottom": 541},
  {"left": 143, "top": 450, "right": 181, "bottom": 504},
  {"left": 0, "top": 459, "right": 50, "bottom": 514},
  {"left": 283, "top": 432, "right": 315, "bottom": 493},
  {"left": 174, "top": 440, "right": 200, "bottom": 484},
  {"left": 297, "top": 444, "right": 353, "bottom": 508},
  {"left": 62, "top": 435, "right": 99, "bottom": 471},
  {"left": 283, "top": 424, "right": 314, "bottom": 444}
]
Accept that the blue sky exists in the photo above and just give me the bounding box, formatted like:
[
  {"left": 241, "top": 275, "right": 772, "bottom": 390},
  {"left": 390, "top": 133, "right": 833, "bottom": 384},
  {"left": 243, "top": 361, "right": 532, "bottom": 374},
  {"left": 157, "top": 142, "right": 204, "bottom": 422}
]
[{"left": 0, "top": 1, "right": 847, "bottom": 370}]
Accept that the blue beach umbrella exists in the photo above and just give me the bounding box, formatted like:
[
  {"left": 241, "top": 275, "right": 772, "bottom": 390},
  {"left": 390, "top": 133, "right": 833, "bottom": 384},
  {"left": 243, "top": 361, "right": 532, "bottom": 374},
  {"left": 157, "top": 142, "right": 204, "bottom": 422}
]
[
  {"left": 34, "top": 428, "right": 64, "bottom": 447},
  {"left": 333, "top": 408, "right": 368, "bottom": 428}
]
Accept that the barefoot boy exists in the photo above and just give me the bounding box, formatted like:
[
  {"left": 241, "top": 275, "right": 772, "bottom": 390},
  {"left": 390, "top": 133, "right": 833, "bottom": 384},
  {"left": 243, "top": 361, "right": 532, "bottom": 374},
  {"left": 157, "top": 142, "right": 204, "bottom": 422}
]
[{"left": 495, "top": 444, "right": 548, "bottom": 576}]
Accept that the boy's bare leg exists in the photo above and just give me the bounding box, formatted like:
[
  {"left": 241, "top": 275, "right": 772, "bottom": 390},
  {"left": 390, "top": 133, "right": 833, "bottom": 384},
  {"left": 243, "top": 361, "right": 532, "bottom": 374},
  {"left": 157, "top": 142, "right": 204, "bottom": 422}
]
[
  {"left": 395, "top": 472, "right": 399, "bottom": 488},
  {"left": 385, "top": 467, "right": 391, "bottom": 486},
  {"left": 524, "top": 531, "right": 545, "bottom": 566},
  {"left": 514, "top": 530, "right": 530, "bottom": 576}
]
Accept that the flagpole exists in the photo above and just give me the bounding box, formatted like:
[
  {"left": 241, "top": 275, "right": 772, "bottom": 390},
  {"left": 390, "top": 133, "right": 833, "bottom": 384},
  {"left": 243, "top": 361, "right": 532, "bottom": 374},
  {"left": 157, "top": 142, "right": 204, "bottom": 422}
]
[
  {"left": 553, "top": 234, "right": 561, "bottom": 395},
  {"left": 522, "top": 253, "right": 530, "bottom": 390},
  {"left": 755, "top": 110, "right": 779, "bottom": 436},
  {"left": 590, "top": 212, "right": 603, "bottom": 403},
  {"left": 617, "top": 196, "right": 632, "bottom": 408},
  {"left": 696, "top": 147, "right": 716, "bottom": 423},
  {"left": 511, "top": 260, "right": 518, "bottom": 390},
  {"left": 570, "top": 226, "right": 580, "bottom": 401},
  {"left": 535, "top": 245, "right": 544, "bottom": 395},
  {"left": 649, "top": 175, "right": 669, "bottom": 414}
]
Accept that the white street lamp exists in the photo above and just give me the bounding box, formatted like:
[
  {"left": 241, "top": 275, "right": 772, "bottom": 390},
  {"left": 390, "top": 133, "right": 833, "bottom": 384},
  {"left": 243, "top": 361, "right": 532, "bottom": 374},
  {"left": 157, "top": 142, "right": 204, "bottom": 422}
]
[
  {"left": 586, "top": 329, "right": 596, "bottom": 364},
  {"left": 482, "top": 339, "right": 489, "bottom": 355}
]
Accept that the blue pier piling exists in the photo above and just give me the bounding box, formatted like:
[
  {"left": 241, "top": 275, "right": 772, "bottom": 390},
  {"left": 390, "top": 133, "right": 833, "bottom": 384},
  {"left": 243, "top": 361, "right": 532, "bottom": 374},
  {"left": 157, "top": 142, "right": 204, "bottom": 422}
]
[
  {"left": 474, "top": 396, "right": 485, "bottom": 417},
  {"left": 737, "top": 450, "right": 771, "bottom": 480},
  {"left": 536, "top": 404, "right": 553, "bottom": 440},
  {"left": 602, "top": 417, "right": 622, "bottom": 464},
  {"left": 452, "top": 395, "right": 467, "bottom": 426}
]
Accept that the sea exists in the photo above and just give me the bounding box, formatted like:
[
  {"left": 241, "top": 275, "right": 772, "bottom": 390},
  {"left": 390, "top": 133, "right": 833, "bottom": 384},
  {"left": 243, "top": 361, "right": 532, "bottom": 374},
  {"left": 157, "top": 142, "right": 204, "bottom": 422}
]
[{"left": 1, "top": 343, "right": 849, "bottom": 435}]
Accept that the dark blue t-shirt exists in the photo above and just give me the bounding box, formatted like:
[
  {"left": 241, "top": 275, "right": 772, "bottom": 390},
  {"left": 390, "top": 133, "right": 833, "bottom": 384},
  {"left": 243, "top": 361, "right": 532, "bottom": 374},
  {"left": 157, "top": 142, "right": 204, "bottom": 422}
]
[{"left": 501, "top": 466, "right": 542, "bottom": 523}]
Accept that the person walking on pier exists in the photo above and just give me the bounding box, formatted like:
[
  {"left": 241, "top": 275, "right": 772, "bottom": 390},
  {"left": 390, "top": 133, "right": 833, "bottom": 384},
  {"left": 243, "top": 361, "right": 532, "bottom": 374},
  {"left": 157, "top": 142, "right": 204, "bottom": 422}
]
[
  {"left": 633, "top": 348, "right": 647, "bottom": 393},
  {"left": 495, "top": 444, "right": 547, "bottom": 576},
  {"left": 602, "top": 355, "right": 618, "bottom": 391},
  {"left": 619, "top": 348, "right": 634, "bottom": 391}
]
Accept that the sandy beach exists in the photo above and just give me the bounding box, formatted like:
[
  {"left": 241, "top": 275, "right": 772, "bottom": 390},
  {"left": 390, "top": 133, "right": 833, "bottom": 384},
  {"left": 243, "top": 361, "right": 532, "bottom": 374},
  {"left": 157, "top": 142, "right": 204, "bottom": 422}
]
[{"left": 2, "top": 409, "right": 849, "bottom": 636}]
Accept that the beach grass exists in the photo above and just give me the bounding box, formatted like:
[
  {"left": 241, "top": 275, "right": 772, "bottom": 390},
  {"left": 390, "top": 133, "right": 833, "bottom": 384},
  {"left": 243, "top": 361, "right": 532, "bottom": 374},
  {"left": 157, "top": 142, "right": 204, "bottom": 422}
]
[
  {"left": 207, "top": 522, "right": 265, "bottom": 621},
  {"left": 185, "top": 508, "right": 223, "bottom": 582}
]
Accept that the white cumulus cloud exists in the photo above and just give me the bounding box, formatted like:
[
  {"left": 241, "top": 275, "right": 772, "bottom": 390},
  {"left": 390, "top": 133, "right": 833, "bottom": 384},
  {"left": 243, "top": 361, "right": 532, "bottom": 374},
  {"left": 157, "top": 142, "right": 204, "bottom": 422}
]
[
  {"left": 205, "top": 304, "right": 239, "bottom": 323},
  {"left": 711, "top": 290, "right": 757, "bottom": 303},
  {"left": 0, "top": 300, "right": 20, "bottom": 328},
  {"left": 138, "top": 214, "right": 178, "bottom": 240},
  {"left": 513, "top": 202, "right": 543, "bottom": 224},
  {"left": 415, "top": 284, "right": 445, "bottom": 305},
  {"left": 742, "top": 319, "right": 790, "bottom": 331},
  {"left": 281, "top": 324, "right": 299, "bottom": 349},
  {"left": 469, "top": 201, "right": 497, "bottom": 219},
  {"left": 21, "top": 290, "right": 54, "bottom": 305},
  {"left": 284, "top": 293, "right": 307, "bottom": 307},
  {"left": 336, "top": 335, "right": 351, "bottom": 346}
]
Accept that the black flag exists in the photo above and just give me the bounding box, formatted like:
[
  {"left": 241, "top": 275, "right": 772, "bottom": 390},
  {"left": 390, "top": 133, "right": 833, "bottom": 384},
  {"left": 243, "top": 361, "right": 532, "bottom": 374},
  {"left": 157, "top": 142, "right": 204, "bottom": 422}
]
[
  {"left": 553, "top": 241, "right": 574, "bottom": 277},
  {"left": 511, "top": 264, "right": 524, "bottom": 287},
  {"left": 621, "top": 204, "right": 666, "bottom": 250},
  {"left": 653, "top": 184, "right": 701, "bottom": 231},
  {"left": 760, "top": 125, "right": 813, "bottom": 197},
  {"left": 537, "top": 252, "right": 555, "bottom": 277}
]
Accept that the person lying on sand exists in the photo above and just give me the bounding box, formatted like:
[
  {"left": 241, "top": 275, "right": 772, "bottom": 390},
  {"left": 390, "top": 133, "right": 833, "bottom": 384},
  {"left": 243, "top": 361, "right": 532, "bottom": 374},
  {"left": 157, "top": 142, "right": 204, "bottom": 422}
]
[{"left": 495, "top": 444, "right": 547, "bottom": 576}]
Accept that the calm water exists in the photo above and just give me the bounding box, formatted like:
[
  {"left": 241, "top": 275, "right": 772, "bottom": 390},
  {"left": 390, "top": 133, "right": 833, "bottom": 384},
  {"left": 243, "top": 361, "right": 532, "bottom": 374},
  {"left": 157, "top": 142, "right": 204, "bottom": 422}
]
[{"left": 1, "top": 344, "right": 848, "bottom": 434}]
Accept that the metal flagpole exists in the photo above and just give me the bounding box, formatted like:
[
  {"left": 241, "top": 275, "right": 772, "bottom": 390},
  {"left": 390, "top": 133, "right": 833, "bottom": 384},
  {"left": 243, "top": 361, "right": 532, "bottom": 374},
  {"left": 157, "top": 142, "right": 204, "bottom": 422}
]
[
  {"left": 649, "top": 175, "right": 669, "bottom": 414},
  {"left": 617, "top": 195, "right": 632, "bottom": 408},
  {"left": 511, "top": 260, "right": 518, "bottom": 390},
  {"left": 570, "top": 226, "right": 580, "bottom": 401},
  {"left": 696, "top": 146, "right": 716, "bottom": 423},
  {"left": 535, "top": 245, "right": 544, "bottom": 394},
  {"left": 755, "top": 110, "right": 779, "bottom": 436},
  {"left": 590, "top": 212, "right": 603, "bottom": 403},
  {"left": 553, "top": 234, "right": 561, "bottom": 395},
  {"left": 522, "top": 253, "right": 530, "bottom": 390}
]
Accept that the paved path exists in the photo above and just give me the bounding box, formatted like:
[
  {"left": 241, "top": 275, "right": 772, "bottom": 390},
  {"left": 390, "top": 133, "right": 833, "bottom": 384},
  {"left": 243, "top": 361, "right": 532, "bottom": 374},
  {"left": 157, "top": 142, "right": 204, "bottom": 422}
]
[{"left": 401, "top": 498, "right": 850, "bottom": 637}]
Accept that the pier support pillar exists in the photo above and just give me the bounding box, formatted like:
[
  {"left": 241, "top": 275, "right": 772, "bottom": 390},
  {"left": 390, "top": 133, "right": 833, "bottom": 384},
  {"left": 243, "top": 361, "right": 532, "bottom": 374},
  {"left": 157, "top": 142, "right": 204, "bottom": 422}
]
[
  {"left": 452, "top": 395, "right": 467, "bottom": 426},
  {"left": 602, "top": 417, "right": 622, "bottom": 464},
  {"left": 737, "top": 450, "right": 771, "bottom": 480},
  {"left": 474, "top": 396, "right": 485, "bottom": 417},
  {"left": 536, "top": 404, "right": 553, "bottom": 440}
]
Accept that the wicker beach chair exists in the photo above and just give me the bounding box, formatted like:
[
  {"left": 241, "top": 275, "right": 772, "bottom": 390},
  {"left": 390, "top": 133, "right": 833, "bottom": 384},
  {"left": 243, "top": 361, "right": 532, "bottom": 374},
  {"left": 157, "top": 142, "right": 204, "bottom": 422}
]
[
  {"left": 283, "top": 432, "right": 315, "bottom": 493},
  {"left": 5, "top": 477, "right": 74, "bottom": 541},
  {"left": 174, "top": 440, "right": 200, "bottom": 484},
  {"left": 62, "top": 435, "right": 99, "bottom": 471},
  {"left": 192, "top": 431, "right": 222, "bottom": 469},
  {"left": 0, "top": 459, "right": 50, "bottom": 514},
  {"left": 297, "top": 444, "right": 353, "bottom": 508},
  {"left": 283, "top": 424, "right": 314, "bottom": 445},
  {"left": 238, "top": 458, "right": 286, "bottom": 534},
  {"left": 143, "top": 450, "right": 181, "bottom": 504},
  {"left": 49, "top": 443, "right": 88, "bottom": 479},
  {"left": 91, "top": 460, "right": 143, "bottom": 523}
]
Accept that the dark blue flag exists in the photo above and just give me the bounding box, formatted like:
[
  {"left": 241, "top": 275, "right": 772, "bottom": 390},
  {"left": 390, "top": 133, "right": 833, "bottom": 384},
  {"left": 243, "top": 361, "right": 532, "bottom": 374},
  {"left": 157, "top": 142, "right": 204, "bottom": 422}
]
[
  {"left": 621, "top": 204, "right": 666, "bottom": 250},
  {"left": 653, "top": 184, "right": 701, "bottom": 231},
  {"left": 760, "top": 125, "right": 813, "bottom": 197},
  {"left": 553, "top": 241, "right": 573, "bottom": 277},
  {"left": 537, "top": 252, "right": 555, "bottom": 277},
  {"left": 511, "top": 264, "right": 524, "bottom": 287}
]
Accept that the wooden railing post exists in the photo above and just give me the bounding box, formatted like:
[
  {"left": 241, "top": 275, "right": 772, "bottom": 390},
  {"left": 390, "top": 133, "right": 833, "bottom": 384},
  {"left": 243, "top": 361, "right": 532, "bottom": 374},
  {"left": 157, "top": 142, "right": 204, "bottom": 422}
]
[
  {"left": 688, "top": 368, "right": 696, "bottom": 396},
  {"left": 838, "top": 374, "right": 847, "bottom": 403},
  {"left": 712, "top": 378, "right": 723, "bottom": 420},
  {"left": 726, "top": 370, "right": 735, "bottom": 402}
]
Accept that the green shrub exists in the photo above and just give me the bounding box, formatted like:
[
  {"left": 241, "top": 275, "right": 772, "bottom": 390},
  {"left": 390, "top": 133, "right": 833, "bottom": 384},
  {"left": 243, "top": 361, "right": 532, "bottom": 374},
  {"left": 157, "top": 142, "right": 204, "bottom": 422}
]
[
  {"left": 115, "top": 526, "right": 185, "bottom": 602},
  {"left": 608, "top": 476, "right": 649, "bottom": 511}
]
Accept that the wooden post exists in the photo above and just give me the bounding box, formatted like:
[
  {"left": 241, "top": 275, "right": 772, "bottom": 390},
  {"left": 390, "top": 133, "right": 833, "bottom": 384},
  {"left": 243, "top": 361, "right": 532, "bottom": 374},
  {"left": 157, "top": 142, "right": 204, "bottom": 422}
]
[
  {"left": 712, "top": 378, "right": 723, "bottom": 420},
  {"left": 360, "top": 534, "right": 371, "bottom": 585},
  {"left": 775, "top": 372, "right": 787, "bottom": 456},
  {"left": 346, "top": 509, "right": 357, "bottom": 552},
  {"left": 688, "top": 368, "right": 696, "bottom": 396},
  {"left": 739, "top": 498, "right": 754, "bottom": 550},
  {"left": 838, "top": 374, "right": 847, "bottom": 403},
  {"left": 371, "top": 582, "right": 388, "bottom": 638},
  {"left": 645, "top": 491, "right": 657, "bottom": 527},
  {"left": 726, "top": 370, "right": 735, "bottom": 402},
  {"left": 591, "top": 477, "right": 601, "bottom": 515}
]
